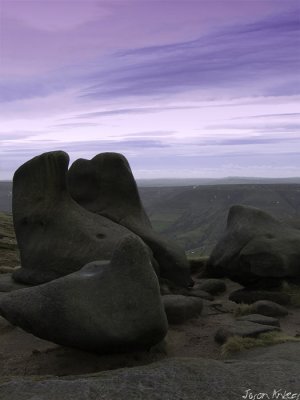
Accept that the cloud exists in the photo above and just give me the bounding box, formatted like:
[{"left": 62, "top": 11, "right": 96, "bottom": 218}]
[
  {"left": 2, "top": 7, "right": 298, "bottom": 105},
  {"left": 231, "top": 113, "right": 300, "bottom": 120},
  {"left": 196, "top": 136, "right": 300, "bottom": 147},
  {"left": 51, "top": 122, "right": 100, "bottom": 129},
  {"left": 0, "top": 131, "right": 46, "bottom": 141},
  {"left": 82, "top": 9, "right": 299, "bottom": 100},
  {"left": 69, "top": 106, "right": 203, "bottom": 120},
  {"left": 205, "top": 122, "right": 300, "bottom": 135}
]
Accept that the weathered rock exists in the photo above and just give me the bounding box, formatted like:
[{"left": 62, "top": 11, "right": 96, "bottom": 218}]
[
  {"left": 251, "top": 300, "right": 289, "bottom": 317},
  {"left": 0, "top": 236, "right": 168, "bottom": 353},
  {"left": 162, "top": 294, "right": 203, "bottom": 324},
  {"left": 229, "top": 289, "right": 290, "bottom": 305},
  {"left": 236, "top": 314, "right": 280, "bottom": 327},
  {"left": 189, "top": 256, "right": 209, "bottom": 274},
  {"left": 195, "top": 279, "right": 226, "bottom": 295},
  {"left": 183, "top": 287, "right": 214, "bottom": 301},
  {"left": 12, "top": 151, "right": 138, "bottom": 285},
  {"left": 1, "top": 344, "right": 300, "bottom": 400},
  {"left": 207, "top": 205, "right": 300, "bottom": 286},
  {"left": 0, "top": 273, "right": 30, "bottom": 292},
  {"left": 67, "top": 152, "right": 191, "bottom": 287},
  {"left": 215, "top": 321, "right": 280, "bottom": 344}
]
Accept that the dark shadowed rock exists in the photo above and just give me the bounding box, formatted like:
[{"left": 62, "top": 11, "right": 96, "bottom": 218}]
[
  {"left": 12, "top": 151, "right": 137, "bottom": 285},
  {"left": 162, "top": 294, "right": 203, "bottom": 324},
  {"left": 195, "top": 278, "right": 226, "bottom": 295},
  {"left": 215, "top": 321, "right": 280, "bottom": 344},
  {"left": 251, "top": 300, "right": 289, "bottom": 317},
  {"left": 207, "top": 205, "right": 300, "bottom": 286},
  {"left": 67, "top": 152, "right": 191, "bottom": 287},
  {"left": 183, "top": 287, "right": 214, "bottom": 301},
  {"left": 229, "top": 289, "right": 290, "bottom": 305},
  {"left": 0, "top": 273, "right": 30, "bottom": 292},
  {"left": 0, "top": 236, "right": 168, "bottom": 353},
  {"left": 236, "top": 314, "right": 280, "bottom": 327}
]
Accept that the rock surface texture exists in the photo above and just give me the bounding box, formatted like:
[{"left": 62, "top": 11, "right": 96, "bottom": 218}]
[
  {"left": 0, "top": 236, "right": 168, "bottom": 353},
  {"left": 0, "top": 343, "right": 299, "bottom": 400},
  {"left": 207, "top": 205, "right": 300, "bottom": 286},
  {"left": 12, "top": 151, "right": 135, "bottom": 285},
  {"left": 162, "top": 294, "right": 203, "bottom": 324},
  {"left": 68, "top": 152, "right": 191, "bottom": 287}
]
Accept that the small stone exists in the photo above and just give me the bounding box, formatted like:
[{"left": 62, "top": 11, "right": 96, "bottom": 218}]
[
  {"left": 236, "top": 314, "right": 280, "bottom": 327},
  {"left": 251, "top": 300, "right": 289, "bottom": 317},
  {"left": 215, "top": 321, "right": 280, "bottom": 344},
  {"left": 195, "top": 279, "right": 226, "bottom": 295},
  {"left": 162, "top": 294, "right": 203, "bottom": 324},
  {"left": 184, "top": 288, "right": 214, "bottom": 301},
  {"left": 229, "top": 289, "right": 290, "bottom": 305}
]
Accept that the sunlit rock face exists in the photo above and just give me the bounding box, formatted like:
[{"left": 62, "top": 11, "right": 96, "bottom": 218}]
[
  {"left": 68, "top": 152, "right": 191, "bottom": 288},
  {"left": 207, "top": 205, "right": 300, "bottom": 286},
  {"left": 12, "top": 151, "right": 135, "bottom": 285},
  {"left": 0, "top": 235, "right": 168, "bottom": 353}
]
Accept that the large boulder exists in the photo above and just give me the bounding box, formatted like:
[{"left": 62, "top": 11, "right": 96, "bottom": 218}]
[
  {"left": 67, "top": 152, "right": 191, "bottom": 287},
  {"left": 12, "top": 151, "right": 137, "bottom": 285},
  {"left": 0, "top": 235, "right": 168, "bottom": 353},
  {"left": 207, "top": 205, "right": 300, "bottom": 286}
]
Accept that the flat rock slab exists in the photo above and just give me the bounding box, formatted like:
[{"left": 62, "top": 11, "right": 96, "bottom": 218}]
[
  {"left": 236, "top": 314, "right": 280, "bottom": 327},
  {"left": 162, "top": 295, "right": 203, "bottom": 324},
  {"left": 251, "top": 300, "right": 289, "bottom": 317},
  {"left": 195, "top": 279, "right": 226, "bottom": 295},
  {"left": 229, "top": 289, "right": 290, "bottom": 305},
  {"left": 0, "top": 349, "right": 299, "bottom": 400},
  {"left": 215, "top": 321, "right": 280, "bottom": 344},
  {"left": 183, "top": 288, "right": 214, "bottom": 301}
]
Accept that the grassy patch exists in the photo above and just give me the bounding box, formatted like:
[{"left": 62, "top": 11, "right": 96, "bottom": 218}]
[
  {"left": 280, "top": 281, "right": 300, "bottom": 307},
  {"left": 234, "top": 303, "right": 255, "bottom": 317},
  {"left": 221, "top": 331, "right": 300, "bottom": 357}
]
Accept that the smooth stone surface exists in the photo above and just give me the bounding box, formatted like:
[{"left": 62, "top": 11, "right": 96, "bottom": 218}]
[
  {"left": 236, "top": 314, "right": 280, "bottom": 327},
  {"left": 162, "top": 294, "right": 203, "bottom": 324},
  {"left": 183, "top": 288, "right": 214, "bottom": 301},
  {"left": 0, "top": 273, "right": 30, "bottom": 292},
  {"left": 251, "top": 300, "right": 289, "bottom": 317},
  {"left": 215, "top": 321, "right": 280, "bottom": 344},
  {"left": 195, "top": 279, "right": 226, "bottom": 295},
  {"left": 12, "top": 151, "right": 136, "bottom": 285},
  {"left": 0, "top": 236, "right": 168, "bottom": 353},
  {"left": 1, "top": 344, "right": 299, "bottom": 400},
  {"left": 68, "top": 152, "right": 191, "bottom": 288},
  {"left": 207, "top": 205, "right": 300, "bottom": 285},
  {"left": 229, "top": 289, "right": 290, "bottom": 306}
]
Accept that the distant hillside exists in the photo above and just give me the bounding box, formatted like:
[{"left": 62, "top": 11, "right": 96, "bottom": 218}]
[
  {"left": 139, "top": 184, "right": 300, "bottom": 256},
  {"left": 1, "top": 181, "right": 300, "bottom": 257},
  {"left": 0, "top": 182, "right": 12, "bottom": 213},
  {"left": 137, "top": 177, "right": 300, "bottom": 187}
]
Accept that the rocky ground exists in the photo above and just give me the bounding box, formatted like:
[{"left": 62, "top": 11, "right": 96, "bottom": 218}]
[{"left": 0, "top": 212, "right": 299, "bottom": 399}]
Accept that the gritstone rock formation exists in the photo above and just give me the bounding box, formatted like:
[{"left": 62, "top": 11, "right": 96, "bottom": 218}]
[
  {"left": 12, "top": 151, "right": 137, "bottom": 285},
  {"left": 0, "top": 235, "right": 168, "bottom": 353},
  {"left": 67, "top": 152, "right": 191, "bottom": 287},
  {"left": 207, "top": 205, "right": 300, "bottom": 286}
]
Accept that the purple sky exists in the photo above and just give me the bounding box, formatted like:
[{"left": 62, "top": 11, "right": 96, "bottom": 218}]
[{"left": 0, "top": 0, "right": 299, "bottom": 180}]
